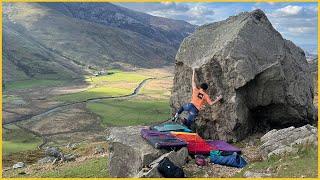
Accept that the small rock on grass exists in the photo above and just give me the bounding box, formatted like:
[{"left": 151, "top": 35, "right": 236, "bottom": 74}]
[
  {"left": 13, "top": 162, "right": 25, "bottom": 169},
  {"left": 94, "top": 146, "right": 105, "bottom": 154},
  {"left": 243, "top": 171, "right": 272, "bottom": 178},
  {"left": 64, "top": 154, "right": 78, "bottom": 161},
  {"left": 45, "top": 147, "right": 63, "bottom": 159},
  {"left": 38, "top": 156, "right": 56, "bottom": 164},
  {"left": 66, "top": 143, "right": 78, "bottom": 150}
]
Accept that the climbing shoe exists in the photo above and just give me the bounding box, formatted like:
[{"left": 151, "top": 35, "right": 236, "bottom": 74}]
[{"left": 171, "top": 116, "right": 178, "bottom": 122}]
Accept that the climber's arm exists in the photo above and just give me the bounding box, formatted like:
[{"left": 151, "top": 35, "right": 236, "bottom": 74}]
[
  {"left": 208, "top": 95, "right": 223, "bottom": 106},
  {"left": 192, "top": 69, "right": 196, "bottom": 89}
]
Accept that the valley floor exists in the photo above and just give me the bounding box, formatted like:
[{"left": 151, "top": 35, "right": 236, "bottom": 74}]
[{"left": 3, "top": 68, "right": 172, "bottom": 166}]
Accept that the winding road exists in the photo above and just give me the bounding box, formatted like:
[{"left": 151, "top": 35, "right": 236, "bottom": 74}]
[
  {"left": 3, "top": 78, "right": 154, "bottom": 126},
  {"left": 4, "top": 77, "right": 155, "bottom": 149}
]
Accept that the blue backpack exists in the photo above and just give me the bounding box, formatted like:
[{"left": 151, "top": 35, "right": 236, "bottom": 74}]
[{"left": 210, "top": 150, "right": 247, "bottom": 168}]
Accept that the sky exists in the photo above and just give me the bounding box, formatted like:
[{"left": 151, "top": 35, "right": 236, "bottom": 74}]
[{"left": 115, "top": 2, "right": 318, "bottom": 54}]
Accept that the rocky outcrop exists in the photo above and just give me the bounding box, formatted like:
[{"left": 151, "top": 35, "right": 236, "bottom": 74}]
[
  {"left": 43, "top": 147, "right": 77, "bottom": 163},
  {"left": 259, "top": 125, "right": 317, "bottom": 159},
  {"left": 171, "top": 9, "right": 316, "bottom": 142},
  {"left": 136, "top": 147, "right": 188, "bottom": 178},
  {"left": 106, "top": 126, "right": 167, "bottom": 177}
]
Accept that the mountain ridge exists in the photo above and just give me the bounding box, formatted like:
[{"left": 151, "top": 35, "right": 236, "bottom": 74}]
[{"left": 3, "top": 3, "right": 196, "bottom": 82}]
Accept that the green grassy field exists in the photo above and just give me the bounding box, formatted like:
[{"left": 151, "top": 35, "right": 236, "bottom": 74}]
[
  {"left": 39, "top": 158, "right": 108, "bottom": 178},
  {"left": 4, "top": 157, "right": 108, "bottom": 178},
  {"left": 234, "top": 145, "right": 317, "bottom": 177},
  {"left": 87, "top": 98, "right": 170, "bottom": 126},
  {"left": 3, "top": 124, "right": 42, "bottom": 155},
  {"left": 86, "top": 75, "right": 172, "bottom": 126},
  {"left": 3, "top": 141, "right": 41, "bottom": 156},
  {"left": 56, "top": 70, "right": 149, "bottom": 102}
]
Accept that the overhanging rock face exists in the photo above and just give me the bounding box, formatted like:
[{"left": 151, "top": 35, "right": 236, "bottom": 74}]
[{"left": 170, "top": 9, "right": 316, "bottom": 142}]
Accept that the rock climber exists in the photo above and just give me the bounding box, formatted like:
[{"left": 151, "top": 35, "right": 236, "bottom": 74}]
[{"left": 172, "top": 68, "right": 222, "bottom": 128}]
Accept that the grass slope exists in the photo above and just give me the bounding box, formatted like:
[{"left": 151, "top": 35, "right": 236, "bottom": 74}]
[
  {"left": 39, "top": 158, "right": 108, "bottom": 178},
  {"left": 234, "top": 145, "right": 317, "bottom": 178},
  {"left": 3, "top": 23, "right": 83, "bottom": 82},
  {"left": 5, "top": 79, "right": 68, "bottom": 91},
  {"left": 3, "top": 124, "right": 42, "bottom": 155},
  {"left": 3, "top": 142, "right": 109, "bottom": 178}
]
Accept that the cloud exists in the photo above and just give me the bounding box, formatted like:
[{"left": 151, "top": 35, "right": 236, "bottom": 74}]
[
  {"left": 277, "top": 5, "right": 302, "bottom": 15},
  {"left": 264, "top": 4, "right": 317, "bottom": 53},
  {"left": 268, "top": 5, "right": 317, "bottom": 18},
  {"left": 267, "top": 5, "right": 317, "bottom": 36},
  {"left": 114, "top": 2, "right": 189, "bottom": 13},
  {"left": 254, "top": 2, "right": 275, "bottom": 6},
  {"left": 160, "top": 1, "right": 173, "bottom": 5},
  {"left": 146, "top": 3, "right": 216, "bottom": 25},
  {"left": 153, "top": 2, "right": 189, "bottom": 12},
  {"left": 188, "top": 5, "right": 215, "bottom": 17},
  {"left": 288, "top": 27, "right": 315, "bottom": 34}
]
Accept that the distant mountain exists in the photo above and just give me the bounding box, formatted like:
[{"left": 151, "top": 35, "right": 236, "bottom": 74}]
[
  {"left": 40, "top": 3, "right": 195, "bottom": 48},
  {"left": 3, "top": 3, "right": 196, "bottom": 82},
  {"left": 305, "top": 51, "right": 318, "bottom": 62},
  {"left": 299, "top": 44, "right": 317, "bottom": 56},
  {"left": 3, "top": 22, "right": 84, "bottom": 82}
]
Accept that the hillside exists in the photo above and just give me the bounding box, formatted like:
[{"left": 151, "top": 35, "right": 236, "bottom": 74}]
[
  {"left": 3, "top": 22, "right": 84, "bottom": 82},
  {"left": 3, "top": 3, "right": 195, "bottom": 82},
  {"left": 40, "top": 3, "right": 195, "bottom": 48}
]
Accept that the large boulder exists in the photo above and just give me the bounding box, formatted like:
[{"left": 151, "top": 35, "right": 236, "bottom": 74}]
[
  {"left": 171, "top": 9, "right": 316, "bottom": 142},
  {"left": 259, "top": 124, "right": 317, "bottom": 159},
  {"left": 106, "top": 126, "right": 167, "bottom": 177}
]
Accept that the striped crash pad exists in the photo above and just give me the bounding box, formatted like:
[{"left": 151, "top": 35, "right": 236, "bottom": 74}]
[
  {"left": 140, "top": 128, "right": 187, "bottom": 149},
  {"left": 171, "top": 132, "right": 216, "bottom": 154},
  {"left": 206, "top": 140, "right": 241, "bottom": 154}
]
